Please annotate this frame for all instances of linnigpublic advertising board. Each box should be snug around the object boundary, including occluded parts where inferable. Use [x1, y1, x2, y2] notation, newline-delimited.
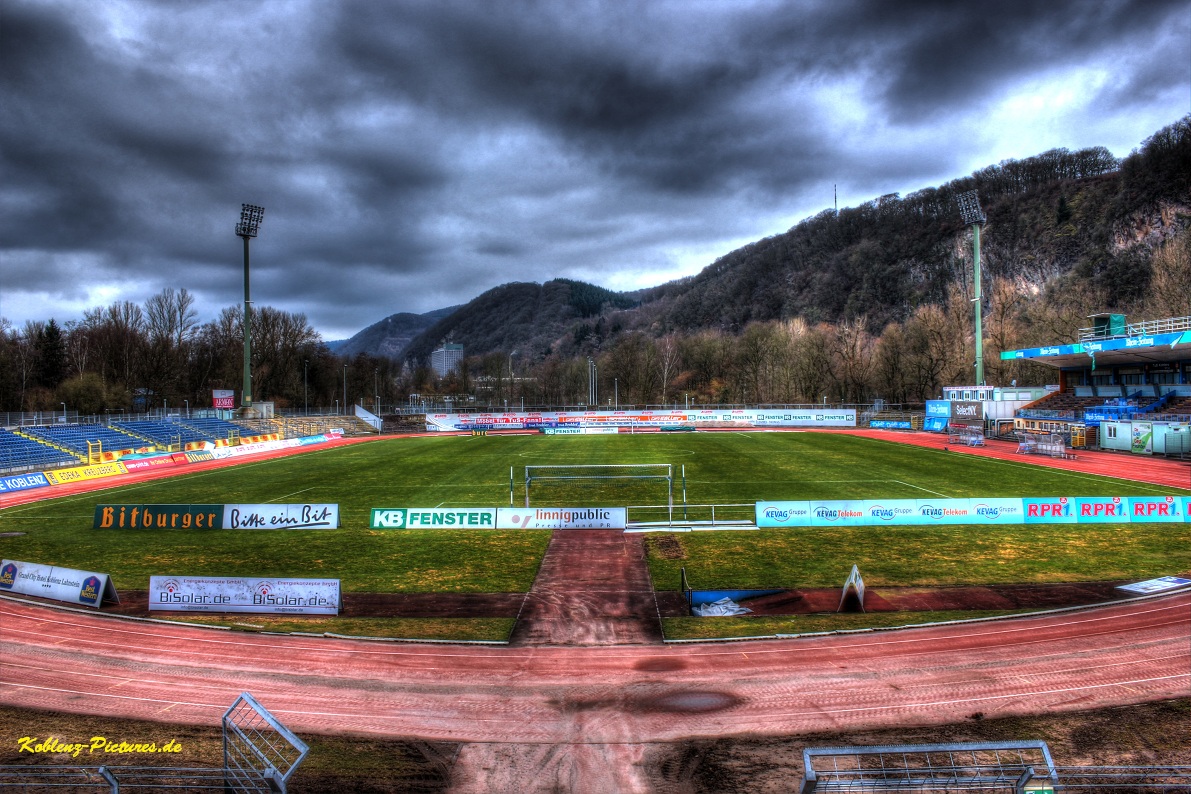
[0, 559, 118, 607]
[94, 504, 339, 530]
[497, 507, 626, 529]
[148, 576, 339, 614]
[757, 497, 1188, 527]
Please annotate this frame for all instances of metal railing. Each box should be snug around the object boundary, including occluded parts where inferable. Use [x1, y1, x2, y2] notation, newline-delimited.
[627, 502, 756, 528]
[1080, 314, 1191, 342]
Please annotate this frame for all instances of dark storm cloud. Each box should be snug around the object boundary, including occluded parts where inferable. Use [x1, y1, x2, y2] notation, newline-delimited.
[1, 0, 1187, 338]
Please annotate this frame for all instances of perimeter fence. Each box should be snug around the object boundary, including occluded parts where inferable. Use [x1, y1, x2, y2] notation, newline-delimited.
[800, 742, 1191, 793]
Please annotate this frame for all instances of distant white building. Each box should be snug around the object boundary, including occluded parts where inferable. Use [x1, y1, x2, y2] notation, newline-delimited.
[431, 343, 464, 377]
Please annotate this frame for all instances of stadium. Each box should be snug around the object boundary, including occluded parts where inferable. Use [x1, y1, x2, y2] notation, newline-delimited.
[2, 384, 1189, 791]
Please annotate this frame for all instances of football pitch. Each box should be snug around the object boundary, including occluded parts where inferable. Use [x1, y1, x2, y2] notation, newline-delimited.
[2, 432, 1188, 639]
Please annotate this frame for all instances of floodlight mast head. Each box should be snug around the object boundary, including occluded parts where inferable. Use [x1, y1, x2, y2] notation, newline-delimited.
[956, 190, 986, 226]
[236, 204, 265, 238]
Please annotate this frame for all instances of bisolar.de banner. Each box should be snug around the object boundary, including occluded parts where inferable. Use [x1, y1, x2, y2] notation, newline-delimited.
[0, 559, 118, 607]
[149, 576, 339, 614]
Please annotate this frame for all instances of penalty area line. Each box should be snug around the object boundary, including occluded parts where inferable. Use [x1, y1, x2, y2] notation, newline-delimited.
[892, 480, 949, 497]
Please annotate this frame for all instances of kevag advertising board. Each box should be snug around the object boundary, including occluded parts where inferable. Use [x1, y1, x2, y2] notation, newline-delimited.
[758, 497, 1188, 527]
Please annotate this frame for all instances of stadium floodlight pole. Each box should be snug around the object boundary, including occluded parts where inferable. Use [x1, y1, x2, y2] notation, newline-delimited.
[956, 190, 986, 386]
[234, 204, 265, 409]
[303, 359, 308, 416]
[343, 363, 347, 415]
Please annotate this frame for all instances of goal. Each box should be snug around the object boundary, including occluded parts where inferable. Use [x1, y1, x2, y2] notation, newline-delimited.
[522, 464, 673, 511]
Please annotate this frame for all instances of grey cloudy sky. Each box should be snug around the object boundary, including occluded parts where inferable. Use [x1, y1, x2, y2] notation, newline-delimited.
[2, 0, 1188, 340]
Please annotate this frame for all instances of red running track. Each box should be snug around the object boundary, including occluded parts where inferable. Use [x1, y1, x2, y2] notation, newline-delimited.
[2, 593, 1189, 790]
[839, 428, 1191, 490]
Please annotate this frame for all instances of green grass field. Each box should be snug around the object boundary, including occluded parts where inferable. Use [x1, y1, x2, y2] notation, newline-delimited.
[2, 432, 1188, 640]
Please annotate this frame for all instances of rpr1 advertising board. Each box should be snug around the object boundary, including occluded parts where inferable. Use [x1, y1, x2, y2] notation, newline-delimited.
[757, 497, 1188, 527]
[148, 576, 339, 614]
[0, 559, 118, 607]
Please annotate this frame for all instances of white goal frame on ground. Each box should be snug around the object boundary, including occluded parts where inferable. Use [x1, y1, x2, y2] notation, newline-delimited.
[523, 463, 673, 514]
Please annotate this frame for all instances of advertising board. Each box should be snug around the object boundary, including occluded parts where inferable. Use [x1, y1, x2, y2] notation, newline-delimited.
[1127, 496, 1183, 522]
[1131, 422, 1153, 455]
[427, 408, 856, 431]
[1072, 496, 1129, 523]
[44, 462, 127, 486]
[212, 389, 235, 409]
[1116, 576, 1191, 594]
[925, 401, 951, 417]
[497, 507, 627, 529]
[223, 504, 339, 529]
[94, 504, 339, 530]
[949, 401, 984, 426]
[759, 496, 1186, 528]
[755, 501, 812, 527]
[1023, 497, 1077, 523]
[370, 508, 497, 529]
[149, 576, 339, 614]
[0, 559, 118, 607]
[0, 472, 51, 494]
[966, 499, 1025, 524]
[121, 456, 177, 472]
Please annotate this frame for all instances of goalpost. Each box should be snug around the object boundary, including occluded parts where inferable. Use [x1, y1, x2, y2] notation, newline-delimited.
[523, 463, 674, 516]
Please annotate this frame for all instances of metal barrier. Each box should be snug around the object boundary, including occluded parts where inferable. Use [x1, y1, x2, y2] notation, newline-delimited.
[800, 742, 1191, 793]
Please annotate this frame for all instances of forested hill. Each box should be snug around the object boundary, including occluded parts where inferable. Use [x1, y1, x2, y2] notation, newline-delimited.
[637, 116, 1189, 334]
[402, 279, 637, 363]
[335, 306, 458, 358]
[394, 115, 1188, 364]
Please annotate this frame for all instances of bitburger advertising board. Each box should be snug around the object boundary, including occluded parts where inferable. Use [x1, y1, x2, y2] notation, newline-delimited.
[94, 503, 339, 530]
[1, 559, 119, 608]
[149, 576, 340, 614]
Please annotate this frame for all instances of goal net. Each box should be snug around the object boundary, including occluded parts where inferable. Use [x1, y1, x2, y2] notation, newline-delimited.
[524, 464, 673, 510]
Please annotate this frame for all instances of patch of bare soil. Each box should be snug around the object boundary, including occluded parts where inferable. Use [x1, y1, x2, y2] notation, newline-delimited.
[6, 700, 1187, 793]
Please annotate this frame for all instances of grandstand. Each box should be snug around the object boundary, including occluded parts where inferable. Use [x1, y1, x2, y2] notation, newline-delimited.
[22, 423, 147, 458]
[1002, 312, 1191, 454]
[0, 429, 81, 473]
[113, 419, 214, 448]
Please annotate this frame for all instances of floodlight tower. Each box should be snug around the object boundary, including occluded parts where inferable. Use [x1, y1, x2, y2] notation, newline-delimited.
[235, 204, 265, 409]
[957, 190, 986, 386]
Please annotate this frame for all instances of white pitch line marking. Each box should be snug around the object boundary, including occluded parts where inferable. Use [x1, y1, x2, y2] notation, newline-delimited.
[892, 480, 949, 496]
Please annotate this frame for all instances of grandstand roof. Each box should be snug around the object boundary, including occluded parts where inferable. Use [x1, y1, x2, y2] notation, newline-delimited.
[1001, 329, 1191, 369]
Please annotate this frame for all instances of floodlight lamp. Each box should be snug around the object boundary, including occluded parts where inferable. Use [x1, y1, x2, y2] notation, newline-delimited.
[235, 203, 265, 238]
[956, 190, 985, 226]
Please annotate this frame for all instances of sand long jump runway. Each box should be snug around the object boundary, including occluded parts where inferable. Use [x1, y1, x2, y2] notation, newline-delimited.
[2, 592, 1188, 790]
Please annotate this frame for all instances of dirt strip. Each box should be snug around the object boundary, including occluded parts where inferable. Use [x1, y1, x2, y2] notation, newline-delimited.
[509, 530, 664, 646]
